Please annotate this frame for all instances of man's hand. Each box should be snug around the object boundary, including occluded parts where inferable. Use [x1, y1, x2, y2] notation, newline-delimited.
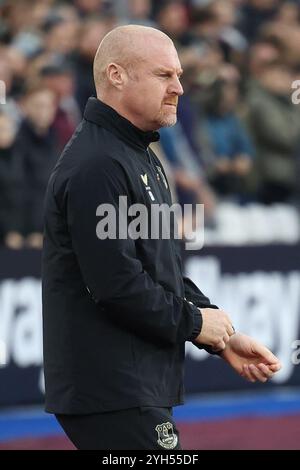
[194, 308, 235, 351]
[220, 332, 281, 382]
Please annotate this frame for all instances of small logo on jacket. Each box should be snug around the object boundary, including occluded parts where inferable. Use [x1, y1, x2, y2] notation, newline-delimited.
[141, 173, 148, 186]
[156, 166, 168, 189]
[155, 422, 178, 449]
[141, 173, 156, 201]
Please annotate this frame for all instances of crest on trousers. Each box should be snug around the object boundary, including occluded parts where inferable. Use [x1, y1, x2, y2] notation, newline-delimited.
[155, 422, 178, 449]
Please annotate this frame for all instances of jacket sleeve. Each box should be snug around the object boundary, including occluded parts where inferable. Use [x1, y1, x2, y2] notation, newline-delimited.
[183, 276, 222, 355]
[63, 156, 202, 346]
[183, 276, 218, 309]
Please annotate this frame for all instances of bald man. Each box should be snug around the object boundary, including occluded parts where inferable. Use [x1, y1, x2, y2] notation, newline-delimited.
[42, 25, 281, 450]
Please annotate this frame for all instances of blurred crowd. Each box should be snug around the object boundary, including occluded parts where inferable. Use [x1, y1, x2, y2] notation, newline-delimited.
[1, 0, 300, 249]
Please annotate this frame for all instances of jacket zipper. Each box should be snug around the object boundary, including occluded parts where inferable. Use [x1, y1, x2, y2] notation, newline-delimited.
[146, 148, 159, 182]
[146, 149, 183, 292]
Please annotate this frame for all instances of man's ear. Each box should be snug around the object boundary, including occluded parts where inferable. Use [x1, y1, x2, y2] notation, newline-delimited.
[106, 63, 126, 90]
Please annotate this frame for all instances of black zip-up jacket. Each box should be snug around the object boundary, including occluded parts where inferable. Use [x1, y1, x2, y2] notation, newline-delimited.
[42, 97, 218, 414]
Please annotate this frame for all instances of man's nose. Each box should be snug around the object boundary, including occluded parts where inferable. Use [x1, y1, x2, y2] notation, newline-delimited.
[168, 76, 184, 96]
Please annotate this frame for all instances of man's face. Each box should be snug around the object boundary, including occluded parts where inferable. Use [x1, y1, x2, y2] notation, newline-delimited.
[121, 40, 184, 131]
[23, 90, 57, 131]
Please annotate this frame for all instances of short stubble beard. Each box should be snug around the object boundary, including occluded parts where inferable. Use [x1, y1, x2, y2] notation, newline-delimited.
[157, 111, 177, 128]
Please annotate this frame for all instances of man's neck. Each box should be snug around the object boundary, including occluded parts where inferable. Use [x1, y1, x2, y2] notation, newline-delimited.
[96, 94, 153, 132]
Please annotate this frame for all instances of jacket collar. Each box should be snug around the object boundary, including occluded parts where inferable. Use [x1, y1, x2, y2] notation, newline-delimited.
[83, 97, 160, 150]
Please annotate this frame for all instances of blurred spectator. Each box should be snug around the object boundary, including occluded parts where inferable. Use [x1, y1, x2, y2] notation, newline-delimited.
[245, 62, 300, 204]
[74, 0, 108, 18]
[128, 0, 154, 23]
[211, 0, 248, 53]
[191, 0, 248, 62]
[42, 12, 79, 56]
[247, 38, 282, 80]
[156, 1, 192, 46]
[275, 1, 300, 26]
[261, 20, 300, 68]
[72, 16, 115, 113]
[16, 85, 59, 247]
[202, 66, 254, 201]
[238, 0, 280, 42]
[159, 123, 216, 215]
[0, 112, 24, 249]
[54, 3, 81, 24]
[192, 6, 220, 43]
[40, 58, 81, 150]
[0, 48, 22, 124]
[120, 0, 157, 27]
[7, 0, 55, 59]
[0, 0, 40, 39]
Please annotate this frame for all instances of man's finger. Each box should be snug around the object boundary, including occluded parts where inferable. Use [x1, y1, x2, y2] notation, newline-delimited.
[223, 333, 230, 344]
[242, 364, 256, 382]
[268, 362, 282, 372]
[257, 363, 274, 379]
[254, 344, 279, 365]
[226, 323, 235, 336]
[248, 364, 268, 382]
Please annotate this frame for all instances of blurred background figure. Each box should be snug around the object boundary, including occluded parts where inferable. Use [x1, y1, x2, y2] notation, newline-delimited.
[39, 57, 81, 150]
[245, 61, 300, 204]
[16, 84, 58, 248]
[201, 65, 254, 202]
[118, 0, 157, 27]
[72, 16, 116, 113]
[74, 0, 108, 18]
[0, 111, 24, 249]
[156, 0, 192, 47]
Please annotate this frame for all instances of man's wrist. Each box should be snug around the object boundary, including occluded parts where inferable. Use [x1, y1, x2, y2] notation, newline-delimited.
[184, 299, 203, 341]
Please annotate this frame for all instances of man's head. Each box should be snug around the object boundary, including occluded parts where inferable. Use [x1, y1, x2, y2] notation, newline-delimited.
[93, 25, 184, 131]
[21, 85, 57, 133]
[40, 60, 74, 100]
